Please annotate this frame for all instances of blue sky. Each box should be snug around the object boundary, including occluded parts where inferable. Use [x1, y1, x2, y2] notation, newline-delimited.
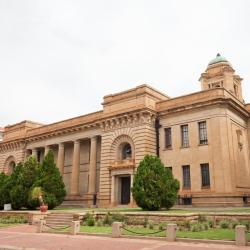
[1, 0, 250, 126]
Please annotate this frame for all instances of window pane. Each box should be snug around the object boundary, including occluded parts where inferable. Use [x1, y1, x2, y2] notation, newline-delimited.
[201, 163, 210, 187]
[182, 165, 191, 189]
[165, 128, 172, 148]
[199, 121, 208, 145]
[181, 125, 189, 147]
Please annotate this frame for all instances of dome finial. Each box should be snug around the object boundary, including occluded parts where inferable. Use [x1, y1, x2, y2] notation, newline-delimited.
[217, 53, 221, 57]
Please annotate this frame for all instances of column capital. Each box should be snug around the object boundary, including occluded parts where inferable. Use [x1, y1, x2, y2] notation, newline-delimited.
[58, 142, 65, 147]
[74, 139, 81, 144]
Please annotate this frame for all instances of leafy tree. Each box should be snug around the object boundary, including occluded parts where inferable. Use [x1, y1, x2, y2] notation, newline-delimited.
[0, 172, 11, 209]
[32, 150, 66, 209]
[9, 158, 39, 210]
[132, 155, 179, 211]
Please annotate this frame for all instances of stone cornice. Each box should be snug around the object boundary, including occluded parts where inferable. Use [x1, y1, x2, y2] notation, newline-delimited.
[159, 97, 249, 119]
[157, 88, 249, 118]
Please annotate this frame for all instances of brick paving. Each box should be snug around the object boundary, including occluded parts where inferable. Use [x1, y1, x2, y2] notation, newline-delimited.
[0, 225, 249, 250]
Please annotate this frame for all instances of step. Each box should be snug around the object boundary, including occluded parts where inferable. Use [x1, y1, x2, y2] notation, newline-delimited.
[45, 221, 71, 226]
[46, 214, 73, 218]
[45, 218, 72, 222]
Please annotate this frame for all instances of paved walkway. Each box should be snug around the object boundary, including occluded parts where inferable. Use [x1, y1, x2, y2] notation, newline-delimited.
[0, 225, 249, 250]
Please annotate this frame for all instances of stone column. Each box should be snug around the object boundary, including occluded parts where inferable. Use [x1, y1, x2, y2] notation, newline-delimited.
[57, 143, 65, 175]
[44, 145, 50, 156]
[70, 140, 80, 196]
[111, 175, 115, 205]
[88, 136, 98, 194]
[32, 148, 38, 159]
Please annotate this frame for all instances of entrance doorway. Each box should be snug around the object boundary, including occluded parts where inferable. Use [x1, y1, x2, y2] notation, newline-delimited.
[120, 176, 131, 205]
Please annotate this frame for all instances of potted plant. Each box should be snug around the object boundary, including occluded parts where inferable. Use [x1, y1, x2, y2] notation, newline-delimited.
[31, 187, 48, 212]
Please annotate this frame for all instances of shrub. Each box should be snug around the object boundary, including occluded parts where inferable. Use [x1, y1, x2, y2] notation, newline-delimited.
[198, 214, 206, 223]
[219, 220, 231, 229]
[239, 220, 250, 230]
[0, 215, 27, 224]
[143, 217, 148, 228]
[158, 222, 166, 230]
[191, 223, 199, 232]
[148, 220, 154, 230]
[96, 220, 103, 227]
[86, 213, 95, 226]
[207, 219, 215, 228]
[230, 221, 239, 229]
[183, 220, 191, 231]
[132, 155, 179, 211]
[103, 213, 113, 226]
[111, 213, 126, 222]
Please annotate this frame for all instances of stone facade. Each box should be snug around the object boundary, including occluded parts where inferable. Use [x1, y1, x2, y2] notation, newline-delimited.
[1, 54, 250, 207]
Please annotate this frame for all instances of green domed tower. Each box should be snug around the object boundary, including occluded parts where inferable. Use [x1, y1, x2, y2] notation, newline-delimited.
[199, 53, 243, 102]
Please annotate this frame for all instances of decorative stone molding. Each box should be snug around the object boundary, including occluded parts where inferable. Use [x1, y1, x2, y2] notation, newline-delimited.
[109, 159, 135, 170]
[101, 110, 156, 132]
[0, 140, 25, 153]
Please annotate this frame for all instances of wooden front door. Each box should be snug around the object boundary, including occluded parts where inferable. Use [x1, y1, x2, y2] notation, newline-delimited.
[121, 176, 131, 204]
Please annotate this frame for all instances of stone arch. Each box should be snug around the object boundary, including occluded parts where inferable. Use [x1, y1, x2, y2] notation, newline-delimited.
[110, 134, 135, 161]
[4, 156, 16, 175]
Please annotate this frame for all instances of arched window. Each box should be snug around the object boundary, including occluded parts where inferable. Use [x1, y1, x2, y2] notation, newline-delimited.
[8, 161, 16, 174]
[122, 143, 132, 160]
[4, 156, 16, 175]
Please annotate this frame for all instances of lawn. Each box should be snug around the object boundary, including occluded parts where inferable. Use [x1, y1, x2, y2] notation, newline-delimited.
[52, 207, 250, 214]
[78, 226, 250, 241]
[0, 223, 17, 228]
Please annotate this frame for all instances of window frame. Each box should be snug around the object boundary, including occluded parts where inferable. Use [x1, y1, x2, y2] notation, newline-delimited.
[198, 121, 208, 145]
[164, 127, 172, 149]
[181, 124, 189, 148]
[200, 163, 210, 188]
[182, 165, 191, 189]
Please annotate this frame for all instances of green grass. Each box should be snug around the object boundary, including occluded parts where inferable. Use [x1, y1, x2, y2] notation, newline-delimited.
[78, 226, 250, 241]
[0, 223, 17, 228]
[80, 226, 112, 234]
[51, 207, 250, 214]
[46, 225, 250, 241]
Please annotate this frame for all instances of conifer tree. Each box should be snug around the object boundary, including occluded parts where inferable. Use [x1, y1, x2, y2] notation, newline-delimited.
[35, 150, 66, 209]
[132, 155, 179, 211]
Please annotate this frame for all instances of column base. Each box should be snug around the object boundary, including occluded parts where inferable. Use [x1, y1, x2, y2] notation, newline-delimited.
[83, 193, 97, 207]
[65, 194, 82, 200]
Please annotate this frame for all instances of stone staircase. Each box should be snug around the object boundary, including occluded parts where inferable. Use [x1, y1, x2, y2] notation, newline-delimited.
[59, 200, 87, 208]
[44, 212, 74, 229]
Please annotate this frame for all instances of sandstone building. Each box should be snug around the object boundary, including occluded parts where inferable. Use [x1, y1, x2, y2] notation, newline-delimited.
[1, 54, 250, 207]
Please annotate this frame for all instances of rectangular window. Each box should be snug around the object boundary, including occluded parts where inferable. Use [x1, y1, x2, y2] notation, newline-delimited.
[165, 128, 172, 149]
[198, 121, 208, 145]
[182, 165, 191, 189]
[200, 163, 210, 188]
[181, 124, 189, 147]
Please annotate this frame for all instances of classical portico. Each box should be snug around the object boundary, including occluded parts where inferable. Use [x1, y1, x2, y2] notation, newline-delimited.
[25, 133, 101, 206]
